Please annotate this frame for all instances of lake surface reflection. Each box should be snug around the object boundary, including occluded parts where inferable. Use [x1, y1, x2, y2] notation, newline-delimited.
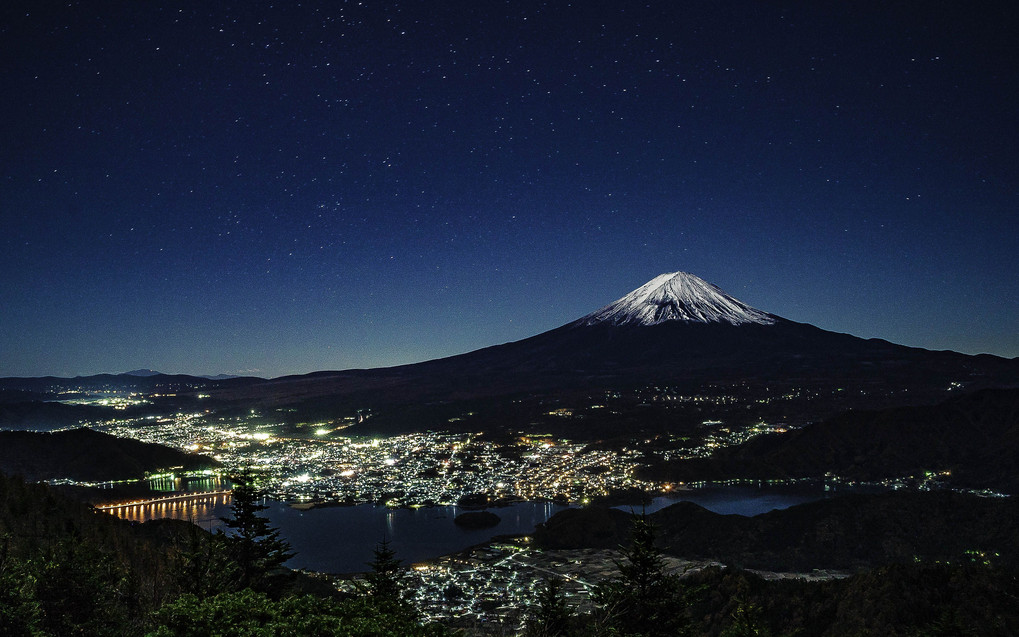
[111, 492, 232, 528]
[632, 483, 838, 516]
[115, 484, 847, 573]
[266, 501, 569, 573]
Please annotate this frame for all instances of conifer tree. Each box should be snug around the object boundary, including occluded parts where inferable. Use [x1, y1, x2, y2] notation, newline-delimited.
[365, 537, 403, 602]
[592, 513, 690, 637]
[220, 469, 294, 593]
[525, 575, 573, 637]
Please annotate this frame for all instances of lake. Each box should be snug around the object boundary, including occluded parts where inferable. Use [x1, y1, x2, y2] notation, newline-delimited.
[119, 483, 844, 573]
[637, 483, 837, 516]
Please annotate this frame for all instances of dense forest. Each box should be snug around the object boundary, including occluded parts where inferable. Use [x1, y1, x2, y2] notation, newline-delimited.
[526, 510, 1019, 636]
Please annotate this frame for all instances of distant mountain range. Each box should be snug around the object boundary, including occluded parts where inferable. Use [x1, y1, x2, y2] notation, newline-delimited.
[124, 369, 242, 380]
[2, 272, 1017, 435]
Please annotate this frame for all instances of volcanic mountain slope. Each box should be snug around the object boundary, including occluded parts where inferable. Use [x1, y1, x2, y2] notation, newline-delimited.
[193, 272, 1018, 433]
[577, 271, 776, 326]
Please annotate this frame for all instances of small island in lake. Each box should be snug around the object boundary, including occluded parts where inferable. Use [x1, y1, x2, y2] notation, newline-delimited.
[454, 511, 501, 529]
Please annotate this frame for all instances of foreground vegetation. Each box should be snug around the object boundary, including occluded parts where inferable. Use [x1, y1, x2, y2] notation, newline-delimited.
[535, 490, 1019, 571]
[0, 469, 448, 636]
[2, 468, 1018, 635]
[524, 515, 1019, 637]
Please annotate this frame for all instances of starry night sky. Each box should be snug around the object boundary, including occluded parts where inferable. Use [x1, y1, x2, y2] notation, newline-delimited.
[2, 1, 1017, 378]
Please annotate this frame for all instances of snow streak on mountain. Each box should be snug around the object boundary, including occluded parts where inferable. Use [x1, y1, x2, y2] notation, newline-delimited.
[577, 272, 777, 327]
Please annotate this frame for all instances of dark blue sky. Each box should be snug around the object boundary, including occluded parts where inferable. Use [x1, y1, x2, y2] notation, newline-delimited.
[2, 1, 1016, 378]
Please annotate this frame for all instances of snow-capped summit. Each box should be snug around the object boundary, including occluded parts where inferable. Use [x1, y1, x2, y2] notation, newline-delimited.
[577, 272, 776, 327]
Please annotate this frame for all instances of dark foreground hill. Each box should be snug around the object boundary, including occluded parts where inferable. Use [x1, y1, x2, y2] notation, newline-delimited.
[0, 427, 219, 482]
[686, 563, 1019, 637]
[0, 470, 197, 633]
[648, 387, 1019, 494]
[534, 490, 1019, 571]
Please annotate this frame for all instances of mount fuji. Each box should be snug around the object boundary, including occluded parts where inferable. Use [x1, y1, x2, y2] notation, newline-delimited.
[578, 271, 776, 327]
[201, 272, 1018, 434]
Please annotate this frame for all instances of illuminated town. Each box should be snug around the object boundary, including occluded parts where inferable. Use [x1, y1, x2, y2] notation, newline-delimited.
[49, 379, 965, 506]
[97, 410, 657, 506]
[29, 381, 988, 634]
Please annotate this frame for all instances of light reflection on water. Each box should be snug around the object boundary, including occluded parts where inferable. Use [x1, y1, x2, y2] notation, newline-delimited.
[109, 493, 232, 531]
[635, 485, 827, 516]
[108, 497, 569, 573]
[106, 486, 842, 573]
[97, 476, 229, 493]
[266, 500, 570, 573]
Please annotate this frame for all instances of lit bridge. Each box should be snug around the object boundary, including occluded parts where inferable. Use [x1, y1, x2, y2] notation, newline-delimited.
[96, 489, 232, 511]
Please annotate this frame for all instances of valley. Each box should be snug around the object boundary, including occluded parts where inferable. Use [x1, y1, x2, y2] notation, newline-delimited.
[2, 272, 1017, 635]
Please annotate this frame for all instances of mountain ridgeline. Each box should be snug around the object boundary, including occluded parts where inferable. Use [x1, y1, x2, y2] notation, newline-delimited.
[189, 272, 1019, 434]
[1, 272, 1018, 636]
[2, 272, 1017, 437]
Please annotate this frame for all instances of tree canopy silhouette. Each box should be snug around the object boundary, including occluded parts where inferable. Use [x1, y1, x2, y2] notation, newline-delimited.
[220, 469, 294, 594]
